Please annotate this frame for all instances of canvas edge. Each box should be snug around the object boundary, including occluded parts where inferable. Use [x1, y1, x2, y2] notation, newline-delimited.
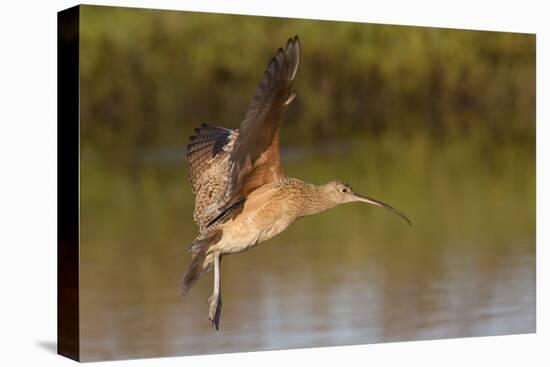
[57, 4, 81, 362]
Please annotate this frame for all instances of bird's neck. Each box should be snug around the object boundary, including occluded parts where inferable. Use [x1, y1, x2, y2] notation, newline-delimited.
[286, 178, 337, 218]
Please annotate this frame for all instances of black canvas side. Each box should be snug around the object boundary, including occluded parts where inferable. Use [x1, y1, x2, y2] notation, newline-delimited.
[57, 5, 80, 362]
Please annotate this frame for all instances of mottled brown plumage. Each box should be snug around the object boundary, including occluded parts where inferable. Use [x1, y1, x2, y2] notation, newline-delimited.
[182, 36, 411, 330]
[186, 124, 238, 231]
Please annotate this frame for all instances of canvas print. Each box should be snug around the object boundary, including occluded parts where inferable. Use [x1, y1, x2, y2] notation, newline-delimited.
[58, 4, 536, 362]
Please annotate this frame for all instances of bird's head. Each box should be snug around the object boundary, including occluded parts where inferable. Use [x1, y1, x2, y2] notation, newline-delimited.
[321, 180, 411, 226]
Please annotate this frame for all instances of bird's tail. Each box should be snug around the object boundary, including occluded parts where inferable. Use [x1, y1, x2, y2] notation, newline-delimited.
[182, 251, 207, 297]
[182, 232, 220, 296]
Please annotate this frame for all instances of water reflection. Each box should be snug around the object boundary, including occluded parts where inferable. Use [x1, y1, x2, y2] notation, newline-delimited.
[80, 238, 534, 361]
[80, 138, 535, 361]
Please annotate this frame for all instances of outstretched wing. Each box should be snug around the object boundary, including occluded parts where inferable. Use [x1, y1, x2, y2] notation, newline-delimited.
[186, 36, 301, 233]
[186, 123, 238, 232]
[228, 35, 301, 202]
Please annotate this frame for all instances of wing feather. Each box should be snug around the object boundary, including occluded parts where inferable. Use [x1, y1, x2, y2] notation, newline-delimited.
[228, 35, 301, 201]
[186, 123, 238, 231]
[186, 36, 301, 233]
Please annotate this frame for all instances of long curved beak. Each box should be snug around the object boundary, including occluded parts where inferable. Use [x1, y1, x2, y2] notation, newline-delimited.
[352, 193, 412, 226]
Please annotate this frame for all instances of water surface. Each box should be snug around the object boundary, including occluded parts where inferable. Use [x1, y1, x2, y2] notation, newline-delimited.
[80, 139, 535, 361]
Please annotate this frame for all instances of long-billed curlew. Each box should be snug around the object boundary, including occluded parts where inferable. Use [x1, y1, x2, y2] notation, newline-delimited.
[182, 35, 411, 330]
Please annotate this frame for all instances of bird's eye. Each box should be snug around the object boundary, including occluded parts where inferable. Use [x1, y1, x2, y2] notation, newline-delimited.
[341, 188, 348, 193]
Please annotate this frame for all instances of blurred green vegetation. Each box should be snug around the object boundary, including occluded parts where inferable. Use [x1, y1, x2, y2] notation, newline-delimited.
[78, 4, 535, 246]
[79, 4, 535, 250]
[79, 5, 535, 169]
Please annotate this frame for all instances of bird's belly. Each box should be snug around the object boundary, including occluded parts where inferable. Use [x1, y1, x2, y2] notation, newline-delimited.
[217, 211, 293, 254]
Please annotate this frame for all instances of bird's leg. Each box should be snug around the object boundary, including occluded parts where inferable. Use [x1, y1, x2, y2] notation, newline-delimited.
[208, 253, 222, 330]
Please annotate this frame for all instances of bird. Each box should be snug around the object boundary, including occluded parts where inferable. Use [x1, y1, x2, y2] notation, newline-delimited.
[182, 35, 411, 330]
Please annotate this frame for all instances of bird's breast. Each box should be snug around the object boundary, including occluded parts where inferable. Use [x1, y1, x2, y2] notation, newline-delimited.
[216, 195, 295, 254]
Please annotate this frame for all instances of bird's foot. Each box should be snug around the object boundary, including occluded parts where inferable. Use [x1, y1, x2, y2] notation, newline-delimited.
[208, 294, 222, 331]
